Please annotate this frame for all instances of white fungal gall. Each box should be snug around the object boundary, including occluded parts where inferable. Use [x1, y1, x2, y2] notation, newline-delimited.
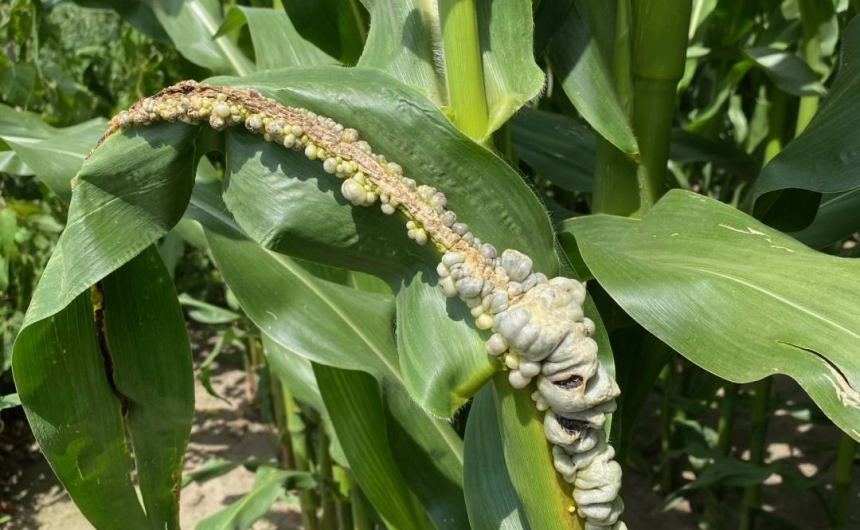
[341, 128, 358, 142]
[519, 360, 541, 378]
[541, 335, 600, 378]
[213, 101, 231, 118]
[501, 249, 533, 282]
[246, 114, 263, 133]
[455, 277, 483, 299]
[532, 391, 550, 411]
[485, 333, 508, 355]
[582, 317, 596, 337]
[209, 115, 226, 130]
[449, 263, 472, 281]
[476, 313, 494, 330]
[544, 410, 591, 446]
[578, 497, 624, 526]
[438, 276, 458, 297]
[452, 222, 469, 236]
[538, 364, 620, 414]
[104, 83, 627, 530]
[509, 370, 531, 389]
[585, 521, 627, 530]
[481, 243, 497, 260]
[340, 178, 366, 206]
[573, 459, 622, 506]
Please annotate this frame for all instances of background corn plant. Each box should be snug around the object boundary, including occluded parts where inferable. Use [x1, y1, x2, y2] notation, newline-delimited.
[1, 0, 859, 529]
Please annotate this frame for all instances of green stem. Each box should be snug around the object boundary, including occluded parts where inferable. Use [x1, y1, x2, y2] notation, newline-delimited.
[592, 0, 639, 216]
[291, 402, 320, 530]
[660, 361, 676, 493]
[795, 0, 825, 136]
[739, 378, 773, 530]
[834, 432, 857, 530]
[716, 384, 739, 456]
[333, 466, 354, 529]
[438, 0, 490, 142]
[702, 383, 739, 530]
[630, 0, 694, 213]
[319, 429, 338, 530]
[764, 89, 787, 164]
[272, 374, 296, 468]
[795, 96, 818, 137]
[349, 472, 375, 530]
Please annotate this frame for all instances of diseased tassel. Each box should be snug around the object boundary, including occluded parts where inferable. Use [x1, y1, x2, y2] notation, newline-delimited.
[100, 81, 626, 527]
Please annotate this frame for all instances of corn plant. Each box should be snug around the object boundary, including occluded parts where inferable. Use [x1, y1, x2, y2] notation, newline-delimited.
[3, 1, 860, 529]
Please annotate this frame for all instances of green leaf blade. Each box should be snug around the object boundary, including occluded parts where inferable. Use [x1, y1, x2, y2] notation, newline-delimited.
[464, 385, 529, 530]
[101, 247, 195, 529]
[12, 291, 149, 530]
[563, 190, 860, 442]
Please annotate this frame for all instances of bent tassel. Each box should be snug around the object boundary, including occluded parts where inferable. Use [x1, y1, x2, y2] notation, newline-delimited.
[92, 81, 626, 529]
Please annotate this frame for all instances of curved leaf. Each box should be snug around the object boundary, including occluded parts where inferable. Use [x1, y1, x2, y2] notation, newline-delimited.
[12, 246, 192, 530]
[545, 0, 639, 154]
[745, 47, 827, 97]
[216, 7, 338, 70]
[281, 0, 367, 65]
[396, 266, 496, 414]
[747, 18, 860, 227]
[359, 0, 545, 139]
[789, 188, 860, 249]
[142, 0, 253, 75]
[202, 214, 399, 382]
[196, 466, 315, 530]
[13, 291, 150, 530]
[464, 385, 529, 530]
[187, 184, 467, 526]
[22, 123, 198, 320]
[475, 0, 546, 137]
[494, 375, 584, 530]
[100, 247, 194, 527]
[358, 0, 445, 105]
[511, 107, 596, 192]
[314, 364, 437, 530]
[3, 119, 107, 204]
[562, 190, 860, 442]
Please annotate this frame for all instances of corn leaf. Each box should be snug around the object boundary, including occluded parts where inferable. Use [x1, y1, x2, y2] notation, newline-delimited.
[358, 0, 544, 140]
[747, 18, 860, 230]
[464, 385, 529, 530]
[562, 190, 860, 442]
[195, 466, 316, 530]
[215, 7, 338, 70]
[13, 246, 193, 529]
[543, 0, 639, 154]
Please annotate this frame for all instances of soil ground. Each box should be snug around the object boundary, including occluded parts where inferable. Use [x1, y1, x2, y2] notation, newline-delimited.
[1, 332, 857, 529]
